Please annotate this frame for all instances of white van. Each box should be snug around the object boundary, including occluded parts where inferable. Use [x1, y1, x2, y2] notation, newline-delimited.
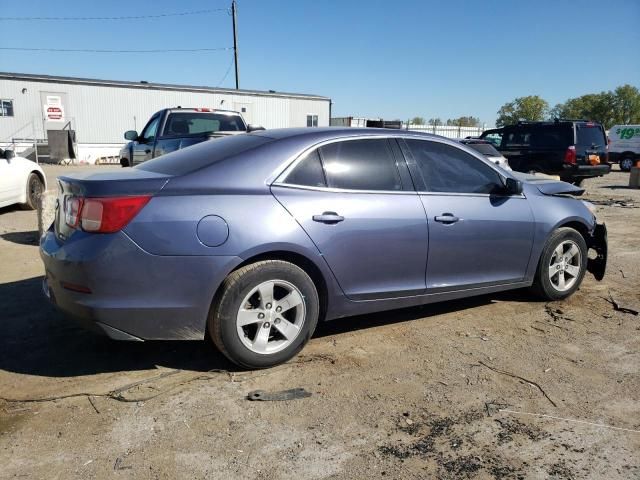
[608, 125, 640, 171]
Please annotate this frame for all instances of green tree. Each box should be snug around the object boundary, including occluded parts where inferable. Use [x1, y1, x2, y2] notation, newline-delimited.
[549, 85, 640, 128]
[496, 95, 549, 127]
[446, 116, 480, 127]
[428, 117, 442, 126]
[411, 116, 426, 125]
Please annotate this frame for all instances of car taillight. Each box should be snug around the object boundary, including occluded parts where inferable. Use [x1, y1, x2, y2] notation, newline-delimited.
[80, 196, 151, 233]
[64, 197, 84, 228]
[564, 146, 576, 165]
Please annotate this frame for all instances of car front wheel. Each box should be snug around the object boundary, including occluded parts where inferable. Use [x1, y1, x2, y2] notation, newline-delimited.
[209, 260, 319, 369]
[21, 173, 44, 210]
[531, 227, 588, 300]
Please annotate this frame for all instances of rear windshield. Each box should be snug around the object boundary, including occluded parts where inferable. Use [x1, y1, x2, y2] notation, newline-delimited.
[576, 124, 606, 147]
[136, 134, 272, 175]
[463, 142, 501, 156]
[162, 112, 246, 136]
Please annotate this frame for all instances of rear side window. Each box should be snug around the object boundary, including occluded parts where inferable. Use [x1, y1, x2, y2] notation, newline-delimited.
[136, 134, 272, 175]
[503, 131, 531, 148]
[576, 124, 606, 148]
[530, 126, 573, 149]
[405, 139, 502, 194]
[319, 139, 402, 191]
[163, 112, 246, 136]
[284, 150, 326, 187]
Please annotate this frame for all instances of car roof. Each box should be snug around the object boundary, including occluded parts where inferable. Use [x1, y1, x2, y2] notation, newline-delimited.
[251, 126, 444, 142]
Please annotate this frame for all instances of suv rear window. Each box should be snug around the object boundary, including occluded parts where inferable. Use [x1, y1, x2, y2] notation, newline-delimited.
[163, 112, 246, 136]
[503, 125, 573, 149]
[136, 134, 272, 175]
[576, 124, 606, 147]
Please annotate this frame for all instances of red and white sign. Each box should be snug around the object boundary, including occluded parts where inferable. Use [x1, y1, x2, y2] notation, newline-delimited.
[46, 106, 64, 121]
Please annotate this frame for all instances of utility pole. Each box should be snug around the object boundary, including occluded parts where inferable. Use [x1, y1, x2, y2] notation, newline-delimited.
[231, 0, 239, 89]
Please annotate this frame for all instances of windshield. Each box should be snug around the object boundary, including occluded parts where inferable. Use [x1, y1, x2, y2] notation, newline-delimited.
[137, 134, 272, 175]
[162, 112, 246, 136]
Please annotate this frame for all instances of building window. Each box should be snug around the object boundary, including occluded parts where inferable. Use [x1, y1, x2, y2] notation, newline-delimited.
[0, 99, 14, 117]
[306, 114, 318, 127]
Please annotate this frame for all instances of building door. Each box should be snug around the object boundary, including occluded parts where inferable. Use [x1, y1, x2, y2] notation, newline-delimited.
[40, 92, 69, 135]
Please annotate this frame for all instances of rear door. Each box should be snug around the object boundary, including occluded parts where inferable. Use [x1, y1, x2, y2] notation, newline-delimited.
[272, 137, 429, 300]
[401, 138, 534, 290]
[575, 123, 607, 166]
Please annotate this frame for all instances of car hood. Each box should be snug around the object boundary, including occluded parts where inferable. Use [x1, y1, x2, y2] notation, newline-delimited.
[512, 172, 584, 196]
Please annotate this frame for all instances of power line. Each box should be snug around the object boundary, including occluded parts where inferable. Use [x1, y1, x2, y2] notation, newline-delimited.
[216, 55, 236, 87]
[0, 47, 232, 54]
[2, 8, 229, 21]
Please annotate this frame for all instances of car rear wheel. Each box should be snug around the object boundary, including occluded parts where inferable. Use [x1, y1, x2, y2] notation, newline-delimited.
[21, 173, 44, 210]
[209, 260, 319, 369]
[620, 156, 635, 172]
[531, 227, 587, 300]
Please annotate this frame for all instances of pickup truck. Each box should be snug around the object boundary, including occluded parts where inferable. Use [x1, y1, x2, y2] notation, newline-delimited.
[119, 107, 263, 166]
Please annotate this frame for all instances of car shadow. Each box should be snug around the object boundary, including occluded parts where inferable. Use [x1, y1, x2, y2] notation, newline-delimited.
[0, 276, 539, 378]
[0, 205, 23, 215]
[1, 230, 39, 246]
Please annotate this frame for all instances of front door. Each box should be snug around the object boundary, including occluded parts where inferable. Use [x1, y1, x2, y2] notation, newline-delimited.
[272, 137, 429, 300]
[131, 113, 161, 165]
[402, 138, 534, 291]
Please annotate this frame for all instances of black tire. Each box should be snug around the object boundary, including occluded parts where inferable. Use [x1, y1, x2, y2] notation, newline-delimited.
[531, 227, 588, 301]
[620, 156, 635, 172]
[120, 158, 130, 167]
[209, 260, 319, 369]
[21, 173, 44, 210]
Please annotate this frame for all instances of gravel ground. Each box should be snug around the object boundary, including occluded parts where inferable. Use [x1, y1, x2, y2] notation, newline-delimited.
[0, 164, 638, 479]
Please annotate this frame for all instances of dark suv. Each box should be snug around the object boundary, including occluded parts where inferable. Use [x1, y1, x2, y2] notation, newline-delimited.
[480, 120, 611, 184]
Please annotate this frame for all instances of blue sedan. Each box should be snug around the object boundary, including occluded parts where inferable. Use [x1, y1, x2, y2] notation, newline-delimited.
[40, 128, 607, 368]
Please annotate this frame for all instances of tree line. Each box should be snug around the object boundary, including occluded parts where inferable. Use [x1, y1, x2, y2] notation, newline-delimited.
[495, 85, 640, 128]
[409, 84, 639, 130]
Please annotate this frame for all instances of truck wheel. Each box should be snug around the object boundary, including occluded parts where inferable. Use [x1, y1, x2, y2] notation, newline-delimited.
[620, 156, 634, 172]
[120, 158, 130, 168]
[209, 260, 319, 369]
[531, 227, 587, 301]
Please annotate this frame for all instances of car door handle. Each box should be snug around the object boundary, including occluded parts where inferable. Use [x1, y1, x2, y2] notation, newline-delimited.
[434, 213, 460, 224]
[312, 212, 344, 224]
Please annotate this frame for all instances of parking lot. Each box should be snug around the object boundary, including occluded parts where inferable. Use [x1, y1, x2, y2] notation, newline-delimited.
[1, 164, 639, 479]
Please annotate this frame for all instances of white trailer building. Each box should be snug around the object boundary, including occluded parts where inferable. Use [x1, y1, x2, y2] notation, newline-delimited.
[0, 72, 331, 164]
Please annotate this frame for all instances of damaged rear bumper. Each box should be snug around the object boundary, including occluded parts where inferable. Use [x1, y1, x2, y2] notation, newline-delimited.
[587, 222, 607, 281]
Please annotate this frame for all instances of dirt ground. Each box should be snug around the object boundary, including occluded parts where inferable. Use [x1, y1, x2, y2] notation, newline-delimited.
[0, 164, 638, 480]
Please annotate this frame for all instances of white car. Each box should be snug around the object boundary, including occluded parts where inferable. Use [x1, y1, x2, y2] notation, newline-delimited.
[0, 149, 47, 209]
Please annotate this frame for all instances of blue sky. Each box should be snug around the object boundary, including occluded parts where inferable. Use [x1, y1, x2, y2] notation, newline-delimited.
[2, 0, 639, 126]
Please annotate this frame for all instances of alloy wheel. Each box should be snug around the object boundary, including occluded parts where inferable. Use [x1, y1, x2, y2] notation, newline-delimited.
[236, 279, 306, 354]
[548, 240, 581, 292]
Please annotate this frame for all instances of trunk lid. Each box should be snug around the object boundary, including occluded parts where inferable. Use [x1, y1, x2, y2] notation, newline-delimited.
[54, 169, 169, 242]
[575, 123, 608, 166]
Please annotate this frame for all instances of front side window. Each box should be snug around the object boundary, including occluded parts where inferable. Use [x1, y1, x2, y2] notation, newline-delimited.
[405, 139, 503, 194]
[0, 99, 14, 117]
[141, 115, 161, 142]
[319, 139, 402, 191]
[306, 115, 318, 127]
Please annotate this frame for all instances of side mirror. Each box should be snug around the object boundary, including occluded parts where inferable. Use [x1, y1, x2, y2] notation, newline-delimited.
[3, 149, 15, 160]
[124, 130, 139, 141]
[505, 177, 523, 195]
[246, 124, 265, 133]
